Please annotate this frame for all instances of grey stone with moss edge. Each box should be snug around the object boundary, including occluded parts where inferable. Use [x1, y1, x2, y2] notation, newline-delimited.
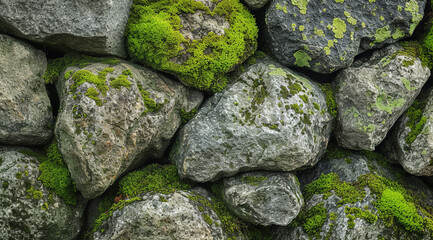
[223, 171, 303, 226]
[264, 0, 427, 73]
[170, 59, 333, 182]
[0, 0, 132, 57]
[242, 0, 271, 9]
[381, 87, 433, 176]
[334, 43, 430, 151]
[55, 62, 203, 199]
[0, 148, 86, 240]
[0, 34, 53, 145]
[93, 190, 243, 240]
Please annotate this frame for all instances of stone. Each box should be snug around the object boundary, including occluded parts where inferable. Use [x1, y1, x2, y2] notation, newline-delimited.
[0, 0, 132, 57]
[334, 43, 431, 151]
[93, 190, 243, 240]
[223, 171, 303, 226]
[381, 87, 433, 176]
[55, 61, 203, 199]
[273, 149, 433, 239]
[170, 59, 333, 182]
[0, 34, 53, 145]
[264, 0, 427, 73]
[0, 148, 86, 240]
[242, 0, 271, 10]
[125, 0, 258, 92]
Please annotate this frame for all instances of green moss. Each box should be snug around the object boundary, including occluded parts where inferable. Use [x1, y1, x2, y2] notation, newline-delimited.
[294, 50, 311, 68]
[15, 172, 22, 179]
[421, 24, 433, 69]
[44, 53, 119, 84]
[299, 94, 309, 103]
[345, 206, 378, 224]
[93, 197, 142, 232]
[320, 83, 337, 118]
[85, 87, 102, 106]
[41, 203, 48, 211]
[38, 140, 77, 205]
[405, 99, 428, 145]
[332, 18, 347, 39]
[26, 186, 43, 200]
[2, 181, 8, 190]
[347, 214, 356, 228]
[126, 0, 258, 92]
[137, 82, 164, 113]
[203, 214, 214, 225]
[290, 203, 327, 238]
[241, 176, 268, 186]
[109, 69, 133, 90]
[180, 108, 198, 124]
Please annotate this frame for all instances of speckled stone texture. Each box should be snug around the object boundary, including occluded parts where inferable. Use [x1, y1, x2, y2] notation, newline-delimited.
[0, 34, 53, 145]
[170, 59, 333, 182]
[334, 43, 430, 151]
[264, 0, 427, 73]
[55, 62, 203, 199]
[0, 0, 132, 57]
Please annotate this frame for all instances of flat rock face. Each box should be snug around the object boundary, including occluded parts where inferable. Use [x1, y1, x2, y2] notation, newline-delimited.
[264, 0, 427, 73]
[0, 0, 132, 57]
[170, 59, 333, 182]
[0, 148, 86, 240]
[0, 34, 53, 145]
[55, 62, 203, 199]
[273, 151, 433, 240]
[334, 43, 431, 151]
[223, 171, 303, 226]
[93, 191, 231, 240]
[381, 88, 433, 176]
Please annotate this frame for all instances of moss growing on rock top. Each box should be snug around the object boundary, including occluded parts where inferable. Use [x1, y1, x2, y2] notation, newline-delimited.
[125, 0, 258, 92]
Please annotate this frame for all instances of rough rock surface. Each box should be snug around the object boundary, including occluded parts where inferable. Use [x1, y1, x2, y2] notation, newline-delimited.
[223, 171, 303, 226]
[264, 0, 427, 73]
[242, 0, 271, 10]
[273, 150, 433, 240]
[0, 0, 132, 57]
[55, 62, 203, 199]
[0, 34, 53, 145]
[0, 148, 86, 240]
[381, 87, 433, 176]
[93, 190, 240, 240]
[334, 43, 431, 151]
[170, 59, 333, 182]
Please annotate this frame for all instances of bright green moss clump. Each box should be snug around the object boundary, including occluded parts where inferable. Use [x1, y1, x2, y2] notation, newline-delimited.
[126, 0, 258, 92]
[38, 140, 77, 205]
[405, 98, 427, 144]
[180, 107, 198, 124]
[421, 23, 433, 69]
[320, 83, 338, 118]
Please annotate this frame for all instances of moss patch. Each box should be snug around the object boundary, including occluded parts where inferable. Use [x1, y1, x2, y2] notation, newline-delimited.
[320, 83, 338, 118]
[126, 0, 258, 92]
[405, 98, 428, 145]
[180, 107, 198, 124]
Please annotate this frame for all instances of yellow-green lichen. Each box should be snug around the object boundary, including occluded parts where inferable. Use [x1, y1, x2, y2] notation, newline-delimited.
[294, 50, 311, 68]
[332, 18, 347, 39]
[375, 93, 405, 114]
[392, 29, 405, 40]
[373, 26, 391, 44]
[344, 11, 357, 25]
[404, 0, 423, 35]
[276, 3, 288, 13]
[291, 0, 309, 14]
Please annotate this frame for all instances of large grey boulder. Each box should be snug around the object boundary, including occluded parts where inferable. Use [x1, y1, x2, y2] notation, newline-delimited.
[334, 43, 431, 151]
[93, 190, 244, 240]
[170, 59, 333, 182]
[273, 150, 433, 239]
[0, 148, 86, 240]
[0, 34, 53, 145]
[0, 0, 132, 57]
[381, 87, 433, 176]
[223, 171, 303, 226]
[264, 0, 427, 73]
[242, 0, 271, 10]
[55, 62, 203, 199]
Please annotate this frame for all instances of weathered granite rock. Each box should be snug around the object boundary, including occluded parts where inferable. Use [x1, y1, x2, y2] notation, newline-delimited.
[273, 150, 433, 239]
[0, 148, 86, 240]
[335, 43, 431, 151]
[0, 0, 132, 57]
[170, 59, 333, 182]
[264, 0, 427, 73]
[381, 87, 433, 176]
[55, 62, 203, 199]
[223, 171, 303, 226]
[93, 190, 243, 240]
[242, 0, 271, 10]
[0, 34, 53, 145]
[125, 0, 258, 92]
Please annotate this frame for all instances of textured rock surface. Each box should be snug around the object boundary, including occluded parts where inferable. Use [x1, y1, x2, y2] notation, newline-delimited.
[264, 0, 427, 73]
[273, 150, 433, 240]
[0, 0, 132, 57]
[0, 34, 53, 145]
[334, 43, 431, 151]
[93, 190, 237, 240]
[381, 87, 433, 176]
[170, 59, 333, 182]
[223, 171, 303, 226]
[0, 148, 86, 240]
[242, 0, 271, 10]
[55, 62, 203, 199]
